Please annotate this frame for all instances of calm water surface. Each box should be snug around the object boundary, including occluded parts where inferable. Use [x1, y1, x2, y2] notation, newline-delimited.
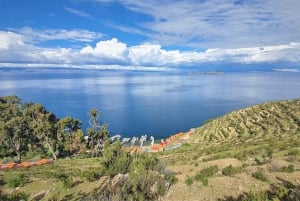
[0, 69, 299, 138]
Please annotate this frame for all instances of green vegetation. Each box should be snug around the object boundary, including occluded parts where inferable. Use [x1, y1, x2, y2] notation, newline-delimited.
[222, 178, 300, 201]
[222, 165, 243, 176]
[0, 95, 176, 200]
[279, 164, 294, 173]
[157, 99, 300, 200]
[1, 96, 299, 200]
[252, 171, 268, 182]
[191, 99, 300, 144]
[4, 173, 28, 187]
[0, 191, 29, 201]
[185, 165, 219, 186]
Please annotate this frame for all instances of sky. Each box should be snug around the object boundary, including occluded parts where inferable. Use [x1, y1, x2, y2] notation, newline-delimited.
[0, 0, 300, 71]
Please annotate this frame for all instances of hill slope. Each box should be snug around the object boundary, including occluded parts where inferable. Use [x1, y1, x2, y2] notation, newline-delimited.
[191, 99, 300, 144]
[160, 99, 300, 201]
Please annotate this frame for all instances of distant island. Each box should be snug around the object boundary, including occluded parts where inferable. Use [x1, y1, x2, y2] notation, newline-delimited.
[188, 71, 224, 75]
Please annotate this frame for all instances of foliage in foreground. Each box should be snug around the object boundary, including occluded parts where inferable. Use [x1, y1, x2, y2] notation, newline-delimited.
[222, 165, 243, 176]
[87, 141, 177, 201]
[222, 178, 300, 201]
[185, 165, 218, 186]
[4, 173, 28, 188]
[0, 191, 28, 201]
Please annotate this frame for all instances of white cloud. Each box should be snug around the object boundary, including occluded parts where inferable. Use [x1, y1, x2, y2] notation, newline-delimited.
[80, 38, 128, 61]
[0, 31, 25, 49]
[273, 68, 300, 73]
[64, 7, 91, 18]
[11, 27, 103, 43]
[112, 0, 300, 49]
[0, 29, 300, 69]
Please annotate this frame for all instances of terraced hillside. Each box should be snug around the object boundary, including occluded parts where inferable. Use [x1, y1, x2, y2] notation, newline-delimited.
[191, 99, 300, 144]
[159, 99, 300, 201]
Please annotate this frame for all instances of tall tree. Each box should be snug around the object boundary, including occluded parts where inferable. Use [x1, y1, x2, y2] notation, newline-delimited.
[57, 116, 82, 157]
[87, 109, 110, 157]
[0, 95, 21, 121]
[0, 95, 31, 162]
[0, 116, 30, 162]
[24, 103, 58, 161]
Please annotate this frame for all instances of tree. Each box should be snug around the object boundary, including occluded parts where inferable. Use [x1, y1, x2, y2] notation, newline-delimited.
[87, 109, 110, 157]
[23, 103, 59, 161]
[0, 95, 21, 121]
[0, 95, 31, 162]
[57, 116, 83, 157]
[1, 116, 30, 162]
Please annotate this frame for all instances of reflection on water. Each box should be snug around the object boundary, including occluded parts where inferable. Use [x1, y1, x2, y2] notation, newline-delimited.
[0, 70, 300, 138]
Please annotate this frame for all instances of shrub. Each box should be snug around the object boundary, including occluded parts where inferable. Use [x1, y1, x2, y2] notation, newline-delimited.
[5, 173, 27, 188]
[280, 165, 294, 173]
[252, 171, 268, 182]
[222, 165, 243, 176]
[193, 165, 218, 186]
[185, 176, 193, 186]
[0, 191, 29, 201]
[80, 171, 99, 182]
[287, 149, 300, 156]
[242, 191, 269, 201]
[62, 177, 73, 189]
[199, 177, 208, 186]
[196, 165, 219, 178]
[101, 141, 132, 176]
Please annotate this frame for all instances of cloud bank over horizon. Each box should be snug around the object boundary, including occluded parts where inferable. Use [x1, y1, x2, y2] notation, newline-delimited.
[0, 0, 300, 70]
[0, 29, 300, 70]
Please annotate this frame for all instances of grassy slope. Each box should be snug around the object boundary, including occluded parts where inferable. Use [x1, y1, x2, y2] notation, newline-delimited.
[0, 158, 108, 200]
[0, 99, 299, 200]
[159, 99, 300, 201]
[192, 99, 300, 143]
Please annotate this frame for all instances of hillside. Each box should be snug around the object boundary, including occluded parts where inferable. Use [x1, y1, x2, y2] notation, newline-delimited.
[0, 99, 299, 200]
[192, 99, 300, 144]
[159, 99, 300, 201]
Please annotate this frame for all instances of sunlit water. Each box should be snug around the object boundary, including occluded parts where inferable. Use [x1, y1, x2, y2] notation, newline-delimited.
[0, 69, 299, 139]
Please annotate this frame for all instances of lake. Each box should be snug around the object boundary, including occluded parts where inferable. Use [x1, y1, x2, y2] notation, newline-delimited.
[0, 68, 300, 139]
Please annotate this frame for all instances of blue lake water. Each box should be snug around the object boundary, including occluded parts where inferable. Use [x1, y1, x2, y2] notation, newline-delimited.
[0, 69, 300, 139]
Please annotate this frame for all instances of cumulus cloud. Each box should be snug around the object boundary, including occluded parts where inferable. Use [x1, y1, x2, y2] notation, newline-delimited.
[0, 31, 25, 49]
[0, 29, 300, 69]
[80, 38, 128, 62]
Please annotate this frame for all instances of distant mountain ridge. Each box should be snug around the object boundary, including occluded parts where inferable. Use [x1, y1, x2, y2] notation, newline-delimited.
[191, 99, 300, 144]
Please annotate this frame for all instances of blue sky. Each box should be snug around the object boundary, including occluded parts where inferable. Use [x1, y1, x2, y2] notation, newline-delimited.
[0, 0, 300, 71]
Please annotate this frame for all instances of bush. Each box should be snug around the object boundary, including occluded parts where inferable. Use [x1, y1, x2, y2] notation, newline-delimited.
[0, 191, 29, 201]
[192, 165, 218, 186]
[185, 176, 193, 186]
[242, 191, 269, 201]
[287, 149, 300, 156]
[101, 141, 132, 176]
[280, 164, 294, 173]
[199, 177, 208, 186]
[252, 172, 268, 182]
[62, 177, 73, 189]
[222, 165, 243, 176]
[195, 165, 219, 179]
[80, 170, 99, 182]
[5, 173, 27, 188]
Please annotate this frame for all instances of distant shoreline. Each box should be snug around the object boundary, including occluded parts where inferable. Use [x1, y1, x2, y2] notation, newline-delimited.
[188, 71, 224, 75]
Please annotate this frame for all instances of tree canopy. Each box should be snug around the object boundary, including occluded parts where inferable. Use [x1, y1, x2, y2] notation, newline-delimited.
[0, 95, 87, 161]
